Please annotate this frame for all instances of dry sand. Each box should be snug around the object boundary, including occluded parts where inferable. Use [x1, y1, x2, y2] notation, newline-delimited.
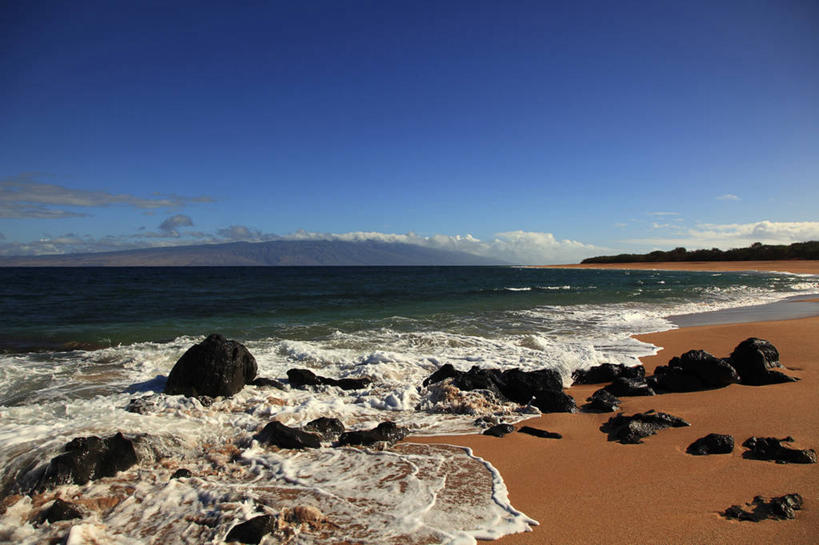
[413, 317, 819, 544]
[543, 260, 819, 275]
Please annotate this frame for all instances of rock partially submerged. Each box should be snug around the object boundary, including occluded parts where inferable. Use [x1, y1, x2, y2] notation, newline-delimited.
[286, 369, 372, 390]
[483, 424, 515, 437]
[254, 421, 321, 449]
[584, 389, 621, 412]
[250, 377, 286, 390]
[338, 422, 408, 447]
[31, 432, 138, 492]
[723, 493, 803, 522]
[742, 436, 817, 464]
[687, 433, 734, 455]
[518, 426, 562, 439]
[730, 338, 797, 385]
[165, 334, 257, 398]
[34, 498, 83, 525]
[422, 364, 575, 413]
[226, 514, 276, 544]
[303, 417, 346, 441]
[572, 363, 645, 385]
[601, 410, 690, 444]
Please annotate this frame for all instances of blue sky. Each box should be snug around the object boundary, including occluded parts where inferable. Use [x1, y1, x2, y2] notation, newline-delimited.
[1, 0, 817, 263]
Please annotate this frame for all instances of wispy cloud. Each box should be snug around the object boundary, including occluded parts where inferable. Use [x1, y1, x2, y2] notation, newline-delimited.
[647, 211, 680, 217]
[716, 194, 740, 201]
[624, 220, 819, 249]
[0, 174, 212, 218]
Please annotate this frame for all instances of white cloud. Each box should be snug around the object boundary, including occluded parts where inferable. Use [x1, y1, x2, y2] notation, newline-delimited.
[716, 194, 740, 201]
[0, 174, 212, 218]
[647, 211, 680, 217]
[158, 214, 194, 236]
[624, 220, 819, 249]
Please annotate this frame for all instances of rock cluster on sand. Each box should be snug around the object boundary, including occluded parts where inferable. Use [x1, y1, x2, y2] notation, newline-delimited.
[601, 410, 690, 444]
[723, 493, 804, 521]
[164, 334, 258, 397]
[741, 436, 817, 464]
[422, 364, 576, 413]
[571, 363, 645, 384]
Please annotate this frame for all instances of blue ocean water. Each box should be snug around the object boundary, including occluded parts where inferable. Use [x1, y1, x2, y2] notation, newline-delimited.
[0, 266, 816, 544]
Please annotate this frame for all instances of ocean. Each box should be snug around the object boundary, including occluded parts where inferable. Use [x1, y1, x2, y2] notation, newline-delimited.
[0, 266, 816, 544]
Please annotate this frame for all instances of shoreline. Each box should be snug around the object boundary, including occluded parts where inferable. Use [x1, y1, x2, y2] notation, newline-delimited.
[539, 259, 819, 275]
[412, 315, 819, 544]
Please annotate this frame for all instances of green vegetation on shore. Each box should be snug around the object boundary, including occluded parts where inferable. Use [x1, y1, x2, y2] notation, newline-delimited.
[581, 241, 819, 264]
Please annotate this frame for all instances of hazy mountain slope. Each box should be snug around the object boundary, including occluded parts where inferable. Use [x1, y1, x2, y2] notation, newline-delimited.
[0, 240, 507, 266]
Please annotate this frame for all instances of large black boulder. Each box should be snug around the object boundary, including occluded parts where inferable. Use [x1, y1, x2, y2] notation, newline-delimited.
[723, 494, 803, 521]
[34, 432, 138, 492]
[601, 410, 690, 444]
[226, 515, 276, 544]
[572, 363, 645, 385]
[338, 422, 408, 447]
[254, 421, 321, 449]
[164, 334, 257, 397]
[729, 338, 796, 385]
[287, 369, 372, 390]
[648, 366, 706, 393]
[532, 389, 577, 413]
[686, 433, 734, 455]
[499, 368, 563, 403]
[668, 350, 739, 388]
[742, 436, 817, 464]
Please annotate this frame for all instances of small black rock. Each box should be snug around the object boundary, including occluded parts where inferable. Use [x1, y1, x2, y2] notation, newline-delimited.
[483, 424, 516, 437]
[584, 389, 621, 412]
[304, 417, 345, 441]
[687, 433, 734, 455]
[171, 468, 192, 479]
[225, 514, 276, 544]
[250, 377, 286, 390]
[35, 498, 83, 524]
[338, 422, 408, 447]
[742, 436, 817, 464]
[722, 493, 803, 522]
[254, 421, 321, 449]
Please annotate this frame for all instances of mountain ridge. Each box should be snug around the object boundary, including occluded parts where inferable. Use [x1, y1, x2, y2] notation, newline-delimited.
[0, 239, 508, 266]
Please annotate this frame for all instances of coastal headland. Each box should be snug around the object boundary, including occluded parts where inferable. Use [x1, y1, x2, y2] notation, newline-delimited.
[541, 259, 819, 275]
[415, 261, 819, 544]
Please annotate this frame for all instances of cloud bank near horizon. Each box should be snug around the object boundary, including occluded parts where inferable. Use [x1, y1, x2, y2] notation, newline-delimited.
[624, 220, 819, 250]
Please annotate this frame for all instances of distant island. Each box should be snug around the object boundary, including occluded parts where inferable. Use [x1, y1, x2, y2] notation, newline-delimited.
[581, 241, 819, 264]
[0, 239, 507, 267]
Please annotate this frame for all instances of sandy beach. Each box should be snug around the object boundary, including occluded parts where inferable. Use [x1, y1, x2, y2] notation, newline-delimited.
[543, 260, 819, 275]
[413, 260, 819, 544]
[415, 316, 819, 544]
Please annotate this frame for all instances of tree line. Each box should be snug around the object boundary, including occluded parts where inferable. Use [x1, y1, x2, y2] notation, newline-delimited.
[581, 241, 819, 264]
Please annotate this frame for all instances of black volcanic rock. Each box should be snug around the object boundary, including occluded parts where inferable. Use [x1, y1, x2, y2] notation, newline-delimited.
[287, 369, 371, 390]
[338, 422, 408, 447]
[667, 350, 739, 388]
[171, 468, 192, 479]
[723, 494, 803, 522]
[254, 421, 321, 449]
[603, 377, 655, 397]
[532, 389, 577, 413]
[741, 436, 817, 464]
[729, 338, 796, 385]
[687, 433, 734, 455]
[250, 377, 286, 390]
[572, 363, 645, 385]
[226, 515, 276, 544]
[34, 498, 83, 524]
[648, 366, 706, 393]
[518, 426, 562, 439]
[483, 424, 516, 437]
[421, 365, 572, 413]
[304, 417, 345, 441]
[601, 410, 690, 444]
[584, 389, 621, 412]
[164, 334, 257, 397]
[33, 432, 138, 492]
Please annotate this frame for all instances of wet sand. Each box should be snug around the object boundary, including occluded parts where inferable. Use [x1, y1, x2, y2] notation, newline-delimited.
[542, 260, 819, 275]
[413, 316, 819, 544]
